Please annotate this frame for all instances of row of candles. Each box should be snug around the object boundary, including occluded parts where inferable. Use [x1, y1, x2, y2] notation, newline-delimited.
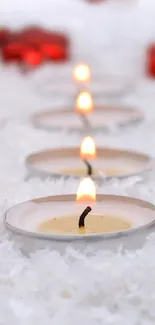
[37, 62, 142, 236]
[7, 61, 146, 240]
[5, 57, 155, 243]
[33, 63, 103, 235]
[69, 63, 98, 232]
[28, 62, 136, 236]
[35, 62, 154, 237]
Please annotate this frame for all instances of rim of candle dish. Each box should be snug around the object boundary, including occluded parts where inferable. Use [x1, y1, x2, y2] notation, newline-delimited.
[33, 73, 136, 100]
[32, 106, 144, 133]
[25, 147, 154, 181]
[4, 194, 155, 241]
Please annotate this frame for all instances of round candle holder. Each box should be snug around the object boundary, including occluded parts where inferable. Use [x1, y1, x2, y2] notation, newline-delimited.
[34, 74, 134, 100]
[33, 106, 144, 133]
[4, 194, 155, 253]
[26, 147, 153, 181]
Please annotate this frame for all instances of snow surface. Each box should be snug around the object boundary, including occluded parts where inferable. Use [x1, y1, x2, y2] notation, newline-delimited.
[1, 0, 155, 324]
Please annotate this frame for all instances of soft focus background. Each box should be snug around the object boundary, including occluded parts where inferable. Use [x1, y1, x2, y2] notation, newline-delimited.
[1, 1, 155, 324]
[1, 0, 155, 116]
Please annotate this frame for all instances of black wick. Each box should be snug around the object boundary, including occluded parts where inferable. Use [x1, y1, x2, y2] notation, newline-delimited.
[78, 206, 92, 228]
[83, 160, 93, 176]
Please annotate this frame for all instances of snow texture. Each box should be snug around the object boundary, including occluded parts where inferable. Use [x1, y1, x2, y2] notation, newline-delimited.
[0, 0, 155, 324]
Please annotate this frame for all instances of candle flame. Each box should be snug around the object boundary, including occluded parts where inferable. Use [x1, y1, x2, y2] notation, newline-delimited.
[80, 136, 96, 160]
[73, 63, 91, 83]
[76, 91, 93, 114]
[76, 177, 96, 204]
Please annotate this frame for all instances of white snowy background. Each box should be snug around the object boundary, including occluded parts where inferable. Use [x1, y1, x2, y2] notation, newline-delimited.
[1, 0, 155, 324]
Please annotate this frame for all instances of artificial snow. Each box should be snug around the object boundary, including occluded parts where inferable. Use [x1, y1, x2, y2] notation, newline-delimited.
[0, 77, 155, 325]
[1, 0, 155, 323]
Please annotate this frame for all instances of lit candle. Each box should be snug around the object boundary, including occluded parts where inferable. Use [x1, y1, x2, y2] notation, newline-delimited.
[6, 192, 155, 251]
[75, 91, 93, 128]
[58, 138, 127, 177]
[60, 136, 108, 177]
[80, 136, 96, 160]
[38, 177, 131, 235]
[76, 177, 96, 233]
[80, 136, 96, 175]
[73, 63, 91, 84]
[76, 177, 96, 203]
[76, 91, 93, 114]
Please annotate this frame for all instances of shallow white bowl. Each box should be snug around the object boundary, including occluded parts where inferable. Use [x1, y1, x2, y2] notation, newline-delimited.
[34, 74, 135, 100]
[33, 105, 144, 133]
[4, 194, 155, 254]
[26, 147, 154, 181]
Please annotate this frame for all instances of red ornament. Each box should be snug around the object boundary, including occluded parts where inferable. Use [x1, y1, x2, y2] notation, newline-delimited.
[23, 49, 42, 66]
[19, 27, 47, 47]
[0, 25, 71, 67]
[48, 33, 69, 47]
[2, 42, 26, 62]
[146, 44, 155, 78]
[41, 43, 68, 61]
[20, 26, 42, 35]
[0, 28, 12, 46]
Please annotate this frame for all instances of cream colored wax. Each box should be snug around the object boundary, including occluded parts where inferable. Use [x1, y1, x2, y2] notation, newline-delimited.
[38, 214, 131, 235]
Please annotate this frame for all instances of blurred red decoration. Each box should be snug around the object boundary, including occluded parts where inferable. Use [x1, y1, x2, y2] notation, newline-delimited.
[0, 25, 70, 69]
[23, 49, 42, 66]
[146, 44, 155, 78]
[41, 43, 68, 61]
[0, 28, 12, 46]
[2, 42, 26, 62]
